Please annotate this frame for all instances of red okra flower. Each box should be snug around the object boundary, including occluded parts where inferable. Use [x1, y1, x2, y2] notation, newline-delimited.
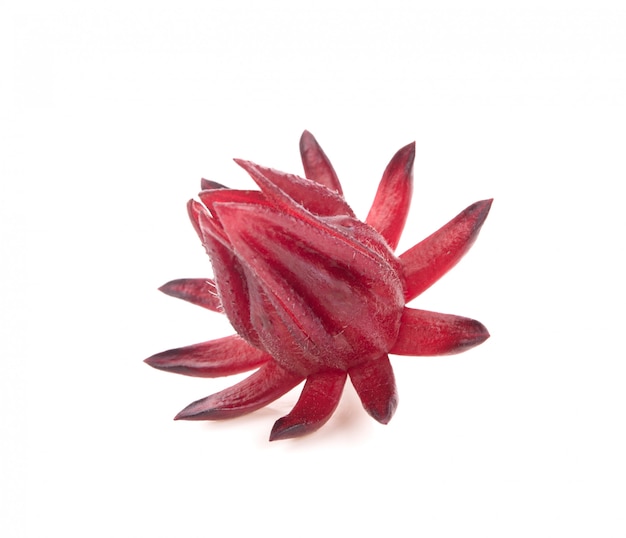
[145, 131, 492, 441]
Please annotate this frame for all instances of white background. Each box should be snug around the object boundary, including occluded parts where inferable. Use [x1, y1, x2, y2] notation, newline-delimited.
[2, 1, 625, 536]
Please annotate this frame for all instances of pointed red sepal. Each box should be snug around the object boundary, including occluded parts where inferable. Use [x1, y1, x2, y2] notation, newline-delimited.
[158, 278, 222, 312]
[391, 307, 489, 356]
[269, 370, 347, 441]
[233, 159, 355, 218]
[349, 354, 398, 424]
[400, 199, 493, 301]
[144, 335, 269, 378]
[366, 142, 415, 251]
[174, 361, 303, 420]
[200, 178, 228, 191]
[187, 199, 206, 240]
[299, 130, 343, 195]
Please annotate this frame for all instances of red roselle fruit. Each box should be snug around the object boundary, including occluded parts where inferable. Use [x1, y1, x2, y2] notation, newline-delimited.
[145, 131, 492, 441]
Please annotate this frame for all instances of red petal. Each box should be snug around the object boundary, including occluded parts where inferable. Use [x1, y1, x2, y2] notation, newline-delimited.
[400, 199, 493, 301]
[211, 196, 397, 278]
[391, 307, 489, 356]
[158, 278, 222, 312]
[234, 159, 354, 218]
[269, 370, 347, 441]
[144, 335, 269, 377]
[189, 202, 261, 347]
[349, 354, 398, 424]
[299, 130, 343, 194]
[198, 189, 268, 223]
[366, 142, 415, 250]
[174, 361, 303, 420]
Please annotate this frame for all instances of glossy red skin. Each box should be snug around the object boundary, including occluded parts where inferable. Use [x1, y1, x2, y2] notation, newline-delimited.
[146, 131, 492, 441]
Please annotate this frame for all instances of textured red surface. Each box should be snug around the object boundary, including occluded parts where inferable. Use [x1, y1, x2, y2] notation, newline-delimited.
[146, 131, 492, 440]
